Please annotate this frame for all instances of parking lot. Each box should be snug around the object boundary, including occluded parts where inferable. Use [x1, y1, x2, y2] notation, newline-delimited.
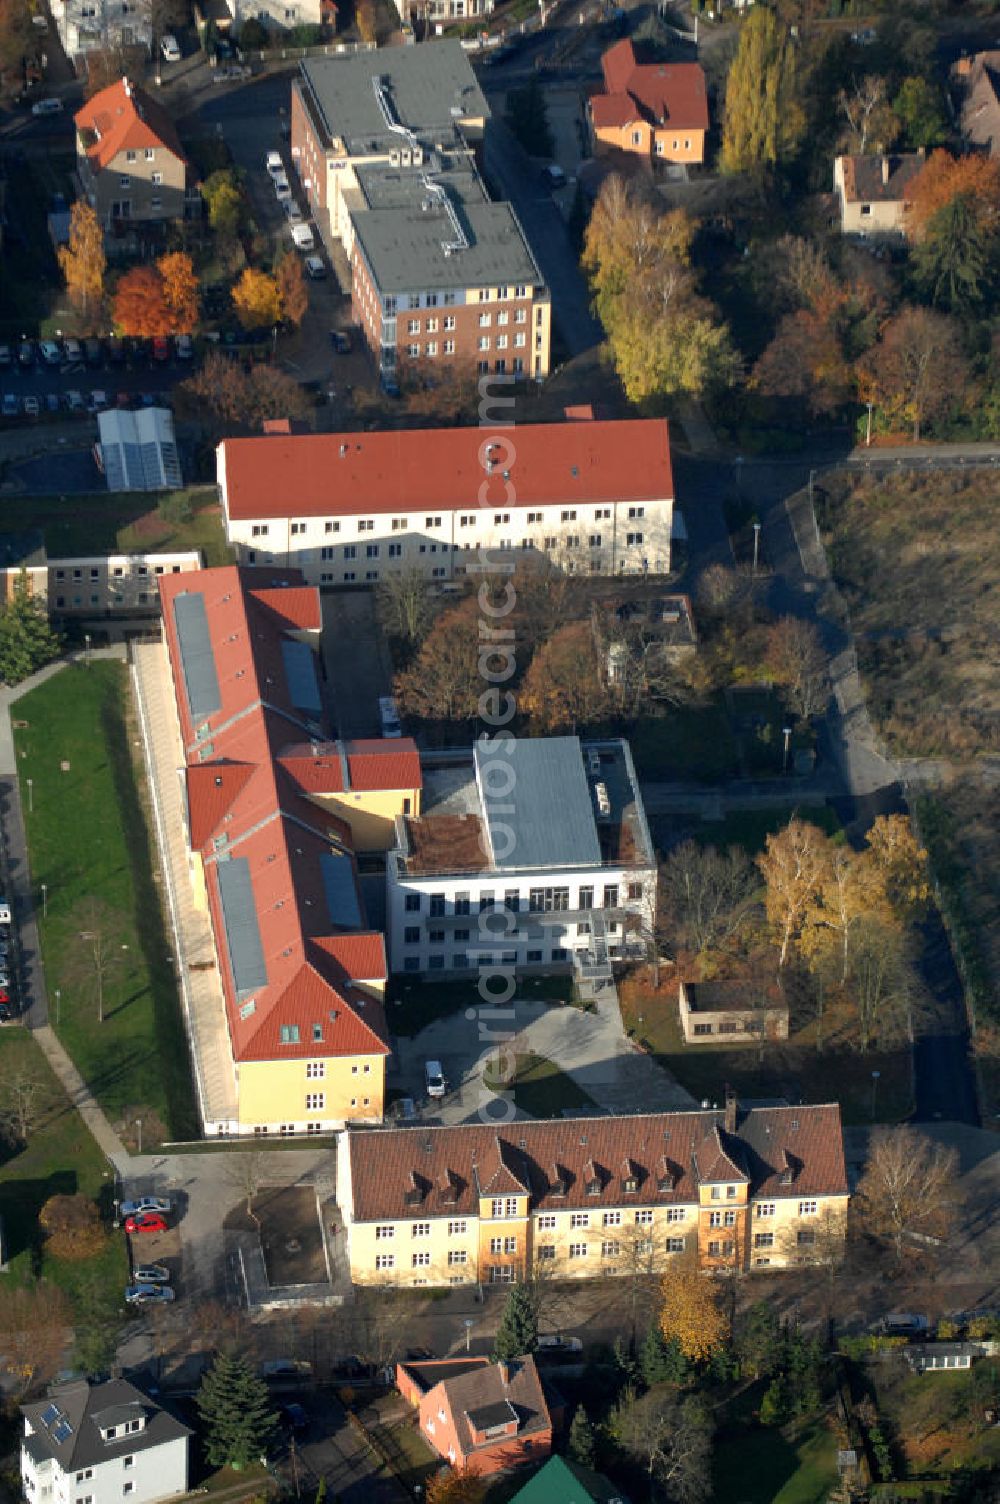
[0, 335, 195, 422]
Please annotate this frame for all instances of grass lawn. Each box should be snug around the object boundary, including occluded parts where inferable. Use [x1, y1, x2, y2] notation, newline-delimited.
[365, 1395, 439, 1493]
[690, 804, 842, 856]
[0, 1028, 128, 1310]
[629, 702, 739, 784]
[482, 1051, 599, 1118]
[619, 973, 912, 1126]
[387, 974, 573, 1038]
[712, 1416, 838, 1504]
[873, 1365, 1000, 1479]
[14, 662, 198, 1143]
[0, 490, 233, 566]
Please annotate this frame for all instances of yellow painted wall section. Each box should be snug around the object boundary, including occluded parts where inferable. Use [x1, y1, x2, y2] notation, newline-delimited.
[311, 787, 421, 852]
[238, 1054, 385, 1128]
[189, 850, 209, 913]
[593, 123, 705, 165]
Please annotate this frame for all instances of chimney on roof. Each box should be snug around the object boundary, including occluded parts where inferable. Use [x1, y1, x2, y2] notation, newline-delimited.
[123, 77, 131, 97]
[724, 1084, 737, 1135]
[497, 1362, 510, 1388]
[881, 154, 890, 186]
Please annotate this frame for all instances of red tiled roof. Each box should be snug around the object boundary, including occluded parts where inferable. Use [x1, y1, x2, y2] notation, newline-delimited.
[218, 419, 673, 522]
[278, 737, 422, 795]
[346, 1104, 848, 1223]
[74, 78, 186, 172]
[415, 1357, 551, 1459]
[159, 565, 390, 1066]
[596, 40, 708, 133]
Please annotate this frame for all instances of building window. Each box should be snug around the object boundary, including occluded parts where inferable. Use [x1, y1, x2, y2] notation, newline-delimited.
[603, 1211, 621, 1227]
[412, 1222, 430, 1237]
[799, 1201, 818, 1216]
[306, 1062, 325, 1079]
[626, 532, 644, 547]
[709, 1211, 723, 1228]
[667, 1237, 685, 1253]
[601, 1240, 620, 1258]
[407, 320, 420, 334]
[490, 1236, 517, 1253]
[280, 1025, 300, 1044]
[491, 1196, 519, 1217]
[756, 1203, 775, 1218]
[343, 545, 357, 560]
[537, 1244, 556, 1260]
[152, 172, 163, 186]
[708, 1240, 733, 1258]
[537, 1215, 556, 1229]
[325, 520, 340, 534]
[305, 1092, 324, 1110]
[797, 1228, 817, 1246]
[570, 1213, 589, 1228]
[122, 1459, 133, 1471]
[569, 1242, 588, 1258]
[754, 1232, 774, 1249]
[666, 1207, 685, 1223]
[251, 524, 269, 538]
[375, 1254, 395, 1270]
[635, 1209, 653, 1225]
[448, 1250, 467, 1265]
[125, 150, 136, 163]
[628, 506, 645, 519]
[589, 534, 602, 548]
[375, 1225, 394, 1239]
[429, 893, 445, 917]
[448, 1220, 467, 1235]
[412, 1252, 430, 1267]
[405, 894, 421, 912]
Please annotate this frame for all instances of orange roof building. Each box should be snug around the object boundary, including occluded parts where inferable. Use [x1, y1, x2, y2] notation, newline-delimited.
[588, 40, 708, 167]
[217, 416, 676, 584]
[75, 78, 192, 230]
[158, 565, 422, 1134]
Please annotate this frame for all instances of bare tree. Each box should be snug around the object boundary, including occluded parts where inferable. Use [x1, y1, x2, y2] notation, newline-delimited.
[848, 915, 919, 1053]
[660, 840, 761, 961]
[347, 1287, 410, 1374]
[64, 897, 129, 1023]
[766, 616, 829, 720]
[0, 1067, 44, 1146]
[854, 1126, 960, 1265]
[376, 565, 438, 649]
[610, 1388, 713, 1503]
[0, 1282, 72, 1396]
[225, 1151, 266, 1229]
[838, 75, 899, 154]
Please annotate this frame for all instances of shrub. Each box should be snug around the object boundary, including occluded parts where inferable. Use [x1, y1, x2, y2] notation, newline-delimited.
[39, 1194, 107, 1260]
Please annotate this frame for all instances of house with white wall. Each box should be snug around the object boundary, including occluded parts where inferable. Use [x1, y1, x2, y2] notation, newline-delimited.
[385, 736, 657, 978]
[21, 1379, 189, 1504]
[216, 417, 676, 583]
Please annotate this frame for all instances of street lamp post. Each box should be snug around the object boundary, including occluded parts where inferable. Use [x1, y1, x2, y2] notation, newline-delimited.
[464, 1318, 474, 1353]
[871, 1069, 881, 1120]
[54, 988, 61, 1026]
[136, 1117, 143, 1155]
[26, 777, 32, 814]
[40, 883, 47, 919]
[752, 521, 761, 577]
[866, 402, 874, 447]
[84, 632, 92, 667]
[782, 726, 792, 774]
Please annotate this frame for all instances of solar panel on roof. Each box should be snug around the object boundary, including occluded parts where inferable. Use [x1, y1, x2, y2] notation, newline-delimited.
[217, 856, 268, 997]
[52, 1421, 74, 1443]
[174, 591, 222, 723]
[320, 852, 362, 929]
[40, 1404, 61, 1427]
[281, 639, 322, 713]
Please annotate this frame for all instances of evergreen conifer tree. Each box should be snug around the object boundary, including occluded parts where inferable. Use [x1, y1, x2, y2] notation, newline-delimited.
[492, 1284, 538, 1363]
[567, 1406, 596, 1469]
[640, 1325, 688, 1387]
[196, 1352, 277, 1470]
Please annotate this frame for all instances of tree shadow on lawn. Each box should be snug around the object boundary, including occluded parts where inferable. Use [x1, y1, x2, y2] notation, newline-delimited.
[0, 1171, 78, 1271]
[99, 690, 199, 1140]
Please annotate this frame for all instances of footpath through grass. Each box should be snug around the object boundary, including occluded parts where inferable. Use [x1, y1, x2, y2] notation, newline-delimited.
[14, 662, 198, 1142]
[0, 1027, 128, 1308]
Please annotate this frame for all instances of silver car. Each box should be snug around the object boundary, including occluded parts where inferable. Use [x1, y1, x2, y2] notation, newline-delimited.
[125, 1283, 175, 1304]
[120, 1196, 172, 1218]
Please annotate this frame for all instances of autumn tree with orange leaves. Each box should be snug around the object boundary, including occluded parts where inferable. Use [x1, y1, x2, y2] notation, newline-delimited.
[159, 251, 199, 332]
[856, 305, 971, 441]
[659, 1255, 728, 1363]
[905, 149, 1000, 242]
[232, 268, 283, 329]
[113, 265, 173, 336]
[276, 253, 308, 327]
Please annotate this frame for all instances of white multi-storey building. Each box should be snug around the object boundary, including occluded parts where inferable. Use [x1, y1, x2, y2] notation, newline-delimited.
[51, 0, 152, 64]
[216, 418, 676, 583]
[385, 736, 657, 978]
[21, 1379, 189, 1504]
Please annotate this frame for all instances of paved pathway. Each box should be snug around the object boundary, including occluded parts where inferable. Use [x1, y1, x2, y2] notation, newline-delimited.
[131, 639, 238, 1130]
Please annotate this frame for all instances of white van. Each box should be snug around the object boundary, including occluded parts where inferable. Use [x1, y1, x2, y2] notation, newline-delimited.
[424, 1061, 446, 1099]
[379, 695, 401, 738]
[290, 222, 315, 252]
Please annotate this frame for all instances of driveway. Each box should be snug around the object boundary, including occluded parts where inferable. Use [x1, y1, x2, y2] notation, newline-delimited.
[391, 995, 694, 1125]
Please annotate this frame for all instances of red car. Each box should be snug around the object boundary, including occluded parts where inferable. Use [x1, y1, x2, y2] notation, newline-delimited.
[125, 1212, 168, 1235]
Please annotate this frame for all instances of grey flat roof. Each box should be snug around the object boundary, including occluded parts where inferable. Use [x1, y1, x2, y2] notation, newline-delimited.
[352, 194, 540, 293]
[321, 851, 362, 929]
[174, 591, 221, 724]
[281, 639, 322, 713]
[355, 159, 485, 211]
[299, 43, 488, 152]
[217, 856, 268, 998]
[474, 737, 602, 872]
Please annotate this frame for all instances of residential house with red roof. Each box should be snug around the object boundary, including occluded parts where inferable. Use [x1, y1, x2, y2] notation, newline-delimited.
[337, 1094, 849, 1285]
[216, 415, 675, 584]
[395, 1357, 552, 1477]
[75, 78, 192, 231]
[588, 40, 708, 167]
[158, 565, 421, 1134]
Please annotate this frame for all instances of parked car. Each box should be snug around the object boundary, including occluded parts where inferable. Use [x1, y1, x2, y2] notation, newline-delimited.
[175, 334, 194, 361]
[17, 340, 35, 367]
[879, 1314, 929, 1336]
[152, 335, 170, 362]
[125, 1282, 175, 1304]
[121, 1196, 172, 1217]
[45, 393, 61, 413]
[64, 390, 85, 412]
[160, 33, 181, 61]
[84, 337, 103, 366]
[2, 394, 20, 418]
[274, 175, 292, 203]
[424, 1059, 446, 1099]
[132, 1263, 170, 1283]
[303, 255, 326, 280]
[115, 390, 131, 408]
[124, 1212, 168, 1235]
[86, 390, 108, 413]
[31, 97, 63, 116]
[285, 200, 304, 226]
[537, 1334, 583, 1353]
[0, 999, 14, 1023]
[290, 222, 315, 252]
[331, 330, 352, 354]
[38, 339, 61, 366]
[62, 337, 82, 363]
[22, 396, 39, 418]
[541, 163, 566, 189]
[265, 150, 284, 178]
[106, 337, 126, 365]
[259, 1359, 312, 1380]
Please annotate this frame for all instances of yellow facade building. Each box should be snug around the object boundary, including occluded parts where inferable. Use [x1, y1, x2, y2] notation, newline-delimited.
[338, 1097, 850, 1287]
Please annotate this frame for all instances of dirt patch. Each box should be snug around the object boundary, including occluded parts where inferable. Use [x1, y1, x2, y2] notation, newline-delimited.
[224, 1185, 328, 1288]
